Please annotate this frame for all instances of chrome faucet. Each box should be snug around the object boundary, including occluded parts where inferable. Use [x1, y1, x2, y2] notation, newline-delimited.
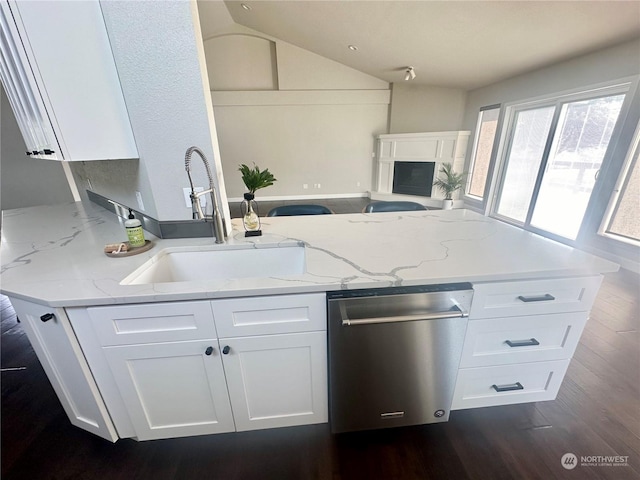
[185, 146, 226, 244]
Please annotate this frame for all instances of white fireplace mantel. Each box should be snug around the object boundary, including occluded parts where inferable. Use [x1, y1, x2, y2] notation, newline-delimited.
[372, 131, 470, 208]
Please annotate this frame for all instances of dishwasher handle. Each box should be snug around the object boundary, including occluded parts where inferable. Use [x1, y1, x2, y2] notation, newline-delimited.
[340, 304, 468, 326]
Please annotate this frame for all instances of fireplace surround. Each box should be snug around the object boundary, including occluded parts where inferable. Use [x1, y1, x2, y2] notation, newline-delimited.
[372, 131, 470, 208]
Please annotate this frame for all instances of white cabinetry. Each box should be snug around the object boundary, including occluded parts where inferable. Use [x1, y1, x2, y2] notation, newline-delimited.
[68, 300, 226, 440]
[212, 294, 327, 431]
[452, 276, 602, 410]
[9, 297, 118, 442]
[0, 0, 137, 161]
[103, 340, 235, 440]
[67, 293, 327, 441]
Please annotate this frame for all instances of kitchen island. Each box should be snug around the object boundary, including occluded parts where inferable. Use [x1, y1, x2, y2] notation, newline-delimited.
[0, 201, 619, 442]
[1, 201, 617, 306]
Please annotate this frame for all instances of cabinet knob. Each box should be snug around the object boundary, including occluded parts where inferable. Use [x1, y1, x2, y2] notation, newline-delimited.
[205, 346, 214, 356]
[40, 313, 55, 322]
[222, 345, 230, 355]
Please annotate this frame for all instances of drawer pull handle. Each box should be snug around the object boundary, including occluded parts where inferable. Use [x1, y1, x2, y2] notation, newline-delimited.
[222, 345, 230, 355]
[205, 346, 214, 356]
[492, 382, 524, 392]
[40, 313, 55, 322]
[505, 338, 540, 347]
[517, 294, 555, 303]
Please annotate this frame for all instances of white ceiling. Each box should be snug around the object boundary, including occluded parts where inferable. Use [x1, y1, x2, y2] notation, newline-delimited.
[200, 0, 640, 90]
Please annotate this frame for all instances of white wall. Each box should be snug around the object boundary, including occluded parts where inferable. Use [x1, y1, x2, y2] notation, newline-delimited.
[1, 88, 74, 213]
[389, 84, 467, 134]
[201, 26, 391, 200]
[214, 101, 389, 198]
[70, 0, 229, 224]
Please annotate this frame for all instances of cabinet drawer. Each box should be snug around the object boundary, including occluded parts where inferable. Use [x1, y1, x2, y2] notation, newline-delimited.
[212, 293, 326, 337]
[470, 276, 602, 319]
[451, 359, 570, 410]
[459, 312, 587, 367]
[86, 301, 217, 346]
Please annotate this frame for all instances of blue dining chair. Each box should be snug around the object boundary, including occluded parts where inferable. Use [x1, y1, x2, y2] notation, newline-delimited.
[267, 204, 334, 216]
[363, 201, 427, 213]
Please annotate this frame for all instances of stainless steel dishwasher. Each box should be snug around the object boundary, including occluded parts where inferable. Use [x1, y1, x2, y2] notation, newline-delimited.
[328, 282, 473, 433]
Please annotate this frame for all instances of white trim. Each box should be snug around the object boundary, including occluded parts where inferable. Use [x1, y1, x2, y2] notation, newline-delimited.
[228, 192, 369, 203]
[464, 106, 500, 204]
[211, 90, 391, 106]
[489, 76, 637, 225]
[498, 76, 638, 112]
[61, 161, 81, 202]
[598, 119, 640, 246]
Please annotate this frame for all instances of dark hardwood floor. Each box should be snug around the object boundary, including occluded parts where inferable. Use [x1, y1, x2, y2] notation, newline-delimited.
[2, 200, 639, 480]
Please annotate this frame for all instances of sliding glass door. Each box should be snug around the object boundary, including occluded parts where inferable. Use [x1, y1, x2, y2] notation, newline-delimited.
[494, 89, 627, 241]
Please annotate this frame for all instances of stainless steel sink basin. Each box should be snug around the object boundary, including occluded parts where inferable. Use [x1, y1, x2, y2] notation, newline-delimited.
[120, 245, 306, 285]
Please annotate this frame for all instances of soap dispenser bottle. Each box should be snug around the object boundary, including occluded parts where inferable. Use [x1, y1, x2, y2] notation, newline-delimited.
[125, 209, 146, 247]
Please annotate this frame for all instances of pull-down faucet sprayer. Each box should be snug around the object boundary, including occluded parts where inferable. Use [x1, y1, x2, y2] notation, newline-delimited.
[185, 146, 226, 244]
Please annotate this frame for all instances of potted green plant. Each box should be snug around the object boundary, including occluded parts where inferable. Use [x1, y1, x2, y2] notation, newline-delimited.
[239, 163, 277, 195]
[238, 163, 277, 235]
[433, 162, 466, 210]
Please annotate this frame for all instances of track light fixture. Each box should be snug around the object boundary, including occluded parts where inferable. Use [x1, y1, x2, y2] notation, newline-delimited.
[404, 66, 416, 81]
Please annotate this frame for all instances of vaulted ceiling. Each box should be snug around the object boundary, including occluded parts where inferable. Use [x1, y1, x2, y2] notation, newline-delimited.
[198, 0, 640, 90]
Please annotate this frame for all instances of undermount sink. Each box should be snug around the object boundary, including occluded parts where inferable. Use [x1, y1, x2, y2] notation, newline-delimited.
[120, 245, 306, 285]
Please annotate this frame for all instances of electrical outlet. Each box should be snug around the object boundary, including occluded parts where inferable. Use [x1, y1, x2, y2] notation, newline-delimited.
[135, 191, 145, 211]
[303, 183, 308, 189]
[317, 183, 321, 189]
[356, 181, 361, 187]
[183, 187, 206, 209]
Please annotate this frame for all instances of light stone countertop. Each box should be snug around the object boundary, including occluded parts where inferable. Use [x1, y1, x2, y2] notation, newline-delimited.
[0, 201, 619, 307]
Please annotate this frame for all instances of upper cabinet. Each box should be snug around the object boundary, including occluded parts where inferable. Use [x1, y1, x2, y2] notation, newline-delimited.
[0, 0, 138, 161]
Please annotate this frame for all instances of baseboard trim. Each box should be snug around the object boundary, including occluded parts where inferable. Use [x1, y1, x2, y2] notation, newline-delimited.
[228, 193, 370, 203]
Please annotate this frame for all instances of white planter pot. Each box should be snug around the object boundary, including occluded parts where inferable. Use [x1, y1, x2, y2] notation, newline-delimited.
[442, 199, 454, 210]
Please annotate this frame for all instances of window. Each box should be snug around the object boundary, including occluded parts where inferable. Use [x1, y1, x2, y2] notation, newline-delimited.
[493, 85, 629, 242]
[466, 105, 500, 201]
[599, 121, 640, 246]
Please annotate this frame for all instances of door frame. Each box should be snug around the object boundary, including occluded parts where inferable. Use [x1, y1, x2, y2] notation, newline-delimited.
[488, 79, 635, 246]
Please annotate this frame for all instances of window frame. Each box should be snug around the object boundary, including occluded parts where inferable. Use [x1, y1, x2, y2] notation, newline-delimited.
[464, 104, 502, 209]
[598, 119, 640, 247]
[487, 80, 633, 245]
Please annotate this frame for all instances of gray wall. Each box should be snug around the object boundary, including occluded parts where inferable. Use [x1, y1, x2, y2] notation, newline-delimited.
[389, 84, 467, 134]
[1, 88, 73, 213]
[463, 39, 640, 131]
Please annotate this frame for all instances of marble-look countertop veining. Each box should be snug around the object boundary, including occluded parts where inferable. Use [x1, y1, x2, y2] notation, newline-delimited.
[0, 201, 618, 307]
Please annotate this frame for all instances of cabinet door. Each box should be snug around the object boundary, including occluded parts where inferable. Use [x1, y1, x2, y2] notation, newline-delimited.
[103, 340, 234, 440]
[220, 332, 328, 432]
[1, 0, 137, 161]
[0, 2, 58, 157]
[9, 298, 118, 442]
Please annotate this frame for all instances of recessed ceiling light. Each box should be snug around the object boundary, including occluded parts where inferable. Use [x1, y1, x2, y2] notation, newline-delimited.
[348, 45, 358, 51]
[241, 3, 252, 11]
